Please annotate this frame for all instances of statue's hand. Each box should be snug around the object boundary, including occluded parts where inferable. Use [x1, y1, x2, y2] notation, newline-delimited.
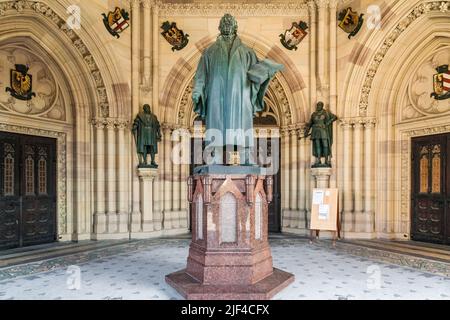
[192, 92, 201, 104]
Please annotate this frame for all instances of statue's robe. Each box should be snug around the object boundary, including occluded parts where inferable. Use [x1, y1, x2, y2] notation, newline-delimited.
[133, 112, 161, 154]
[193, 36, 282, 147]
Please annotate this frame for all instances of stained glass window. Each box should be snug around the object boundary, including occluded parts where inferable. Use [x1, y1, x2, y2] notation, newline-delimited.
[419, 146, 429, 193]
[38, 157, 47, 195]
[431, 145, 441, 194]
[3, 143, 14, 196]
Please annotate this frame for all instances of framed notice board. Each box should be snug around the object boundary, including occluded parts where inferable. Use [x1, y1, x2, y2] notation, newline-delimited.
[310, 188, 339, 232]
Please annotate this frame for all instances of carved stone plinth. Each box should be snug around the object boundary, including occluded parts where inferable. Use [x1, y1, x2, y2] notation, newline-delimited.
[134, 168, 158, 233]
[166, 167, 294, 300]
[311, 167, 333, 188]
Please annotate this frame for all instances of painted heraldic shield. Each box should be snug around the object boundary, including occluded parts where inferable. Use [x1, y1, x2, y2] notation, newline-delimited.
[431, 65, 450, 100]
[6, 64, 36, 101]
[161, 21, 189, 51]
[102, 7, 130, 38]
[279, 21, 308, 51]
[338, 7, 364, 39]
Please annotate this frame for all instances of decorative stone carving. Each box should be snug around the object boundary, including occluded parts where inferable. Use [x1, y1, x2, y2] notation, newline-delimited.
[0, 0, 111, 117]
[157, 1, 309, 16]
[91, 117, 130, 130]
[359, 1, 450, 116]
[403, 49, 450, 120]
[0, 47, 66, 120]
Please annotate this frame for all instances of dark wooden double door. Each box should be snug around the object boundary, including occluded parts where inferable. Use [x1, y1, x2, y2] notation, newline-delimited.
[411, 133, 450, 245]
[0, 132, 57, 250]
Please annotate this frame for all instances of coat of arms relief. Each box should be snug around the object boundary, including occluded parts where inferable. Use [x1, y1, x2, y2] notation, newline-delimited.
[403, 50, 450, 121]
[0, 47, 66, 121]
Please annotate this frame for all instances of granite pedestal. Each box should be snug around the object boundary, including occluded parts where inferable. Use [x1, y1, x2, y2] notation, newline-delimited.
[165, 166, 294, 300]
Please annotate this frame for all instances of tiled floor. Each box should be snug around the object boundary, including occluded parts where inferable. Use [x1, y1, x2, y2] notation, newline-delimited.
[0, 238, 449, 300]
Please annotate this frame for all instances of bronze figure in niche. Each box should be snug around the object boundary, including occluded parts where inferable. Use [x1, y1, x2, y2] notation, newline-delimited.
[132, 104, 161, 168]
[304, 102, 338, 168]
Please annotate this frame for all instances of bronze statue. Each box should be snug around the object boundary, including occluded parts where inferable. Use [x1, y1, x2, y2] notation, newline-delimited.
[304, 102, 338, 168]
[132, 104, 161, 168]
[192, 13, 283, 165]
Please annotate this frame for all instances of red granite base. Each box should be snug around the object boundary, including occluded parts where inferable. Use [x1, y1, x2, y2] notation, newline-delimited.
[165, 268, 295, 300]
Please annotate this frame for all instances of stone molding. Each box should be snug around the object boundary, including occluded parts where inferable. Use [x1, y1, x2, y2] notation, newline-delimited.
[91, 118, 130, 130]
[358, 1, 449, 116]
[339, 117, 377, 128]
[0, 0, 111, 117]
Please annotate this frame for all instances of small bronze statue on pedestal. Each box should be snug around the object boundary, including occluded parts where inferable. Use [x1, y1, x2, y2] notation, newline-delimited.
[132, 104, 161, 168]
[304, 102, 338, 168]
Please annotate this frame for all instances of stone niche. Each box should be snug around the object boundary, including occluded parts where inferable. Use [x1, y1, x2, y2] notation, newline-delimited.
[166, 170, 294, 300]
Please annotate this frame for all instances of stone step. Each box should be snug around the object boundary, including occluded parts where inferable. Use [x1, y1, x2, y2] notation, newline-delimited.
[316, 239, 450, 278]
[0, 240, 133, 268]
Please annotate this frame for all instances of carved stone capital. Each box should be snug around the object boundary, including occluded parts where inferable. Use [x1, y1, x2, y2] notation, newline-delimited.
[358, 1, 449, 116]
[315, 0, 329, 9]
[141, 0, 154, 9]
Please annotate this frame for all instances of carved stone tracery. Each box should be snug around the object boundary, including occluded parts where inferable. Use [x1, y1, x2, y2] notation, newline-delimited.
[0, 0, 111, 117]
[359, 1, 450, 116]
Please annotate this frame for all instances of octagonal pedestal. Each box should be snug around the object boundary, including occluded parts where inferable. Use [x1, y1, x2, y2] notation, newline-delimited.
[165, 167, 294, 300]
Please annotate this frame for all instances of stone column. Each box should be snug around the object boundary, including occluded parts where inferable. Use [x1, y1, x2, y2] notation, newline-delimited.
[353, 121, 363, 231]
[163, 126, 173, 229]
[142, 0, 152, 90]
[281, 129, 290, 228]
[152, 4, 159, 111]
[307, 1, 317, 113]
[317, 0, 328, 93]
[172, 129, 181, 214]
[364, 120, 376, 232]
[289, 128, 298, 213]
[116, 120, 129, 233]
[329, 0, 338, 175]
[298, 130, 307, 229]
[180, 128, 190, 229]
[130, 0, 141, 229]
[106, 119, 117, 233]
[341, 121, 353, 232]
[93, 119, 106, 234]
[137, 168, 158, 233]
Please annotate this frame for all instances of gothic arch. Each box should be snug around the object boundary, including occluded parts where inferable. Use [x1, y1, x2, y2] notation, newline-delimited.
[0, 0, 128, 118]
[340, 0, 450, 118]
[0, 0, 125, 239]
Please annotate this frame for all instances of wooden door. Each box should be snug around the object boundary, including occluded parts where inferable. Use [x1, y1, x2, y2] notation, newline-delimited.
[0, 132, 57, 250]
[411, 133, 449, 244]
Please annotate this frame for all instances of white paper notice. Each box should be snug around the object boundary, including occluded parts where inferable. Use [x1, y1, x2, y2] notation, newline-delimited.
[318, 204, 329, 220]
[313, 190, 324, 205]
[325, 190, 331, 197]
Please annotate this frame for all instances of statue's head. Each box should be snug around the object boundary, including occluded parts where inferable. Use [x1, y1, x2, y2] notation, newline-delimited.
[316, 101, 324, 111]
[143, 104, 151, 113]
[219, 14, 238, 36]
